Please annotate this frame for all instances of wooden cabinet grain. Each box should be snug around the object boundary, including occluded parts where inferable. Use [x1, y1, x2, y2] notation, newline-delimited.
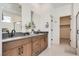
[23, 40, 32, 56]
[40, 35, 45, 51]
[32, 36, 41, 56]
[2, 38, 32, 56]
[3, 47, 18, 56]
[44, 35, 48, 49]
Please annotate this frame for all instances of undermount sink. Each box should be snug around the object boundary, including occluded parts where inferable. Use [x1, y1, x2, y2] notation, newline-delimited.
[2, 32, 30, 39]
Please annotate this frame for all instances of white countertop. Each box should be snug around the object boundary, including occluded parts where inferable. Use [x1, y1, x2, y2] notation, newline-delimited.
[2, 33, 44, 43]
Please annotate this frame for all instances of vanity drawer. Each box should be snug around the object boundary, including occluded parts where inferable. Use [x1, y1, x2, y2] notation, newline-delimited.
[32, 36, 40, 42]
[3, 38, 31, 52]
[3, 47, 19, 56]
[32, 35, 44, 42]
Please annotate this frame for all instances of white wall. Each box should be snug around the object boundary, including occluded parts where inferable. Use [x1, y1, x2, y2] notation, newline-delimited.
[52, 4, 72, 45]
[32, 4, 52, 31]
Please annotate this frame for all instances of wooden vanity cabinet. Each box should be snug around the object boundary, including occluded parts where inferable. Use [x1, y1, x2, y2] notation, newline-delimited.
[32, 35, 48, 56]
[2, 34, 48, 56]
[2, 38, 32, 56]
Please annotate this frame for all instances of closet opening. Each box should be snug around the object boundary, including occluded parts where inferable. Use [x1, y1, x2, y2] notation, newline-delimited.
[60, 16, 71, 45]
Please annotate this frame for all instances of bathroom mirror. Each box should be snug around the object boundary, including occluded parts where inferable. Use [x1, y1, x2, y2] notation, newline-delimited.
[31, 11, 40, 31]
[1, 3, 22, 33]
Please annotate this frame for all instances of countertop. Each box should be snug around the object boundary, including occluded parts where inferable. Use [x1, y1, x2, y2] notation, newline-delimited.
[2, 33, 45, 43]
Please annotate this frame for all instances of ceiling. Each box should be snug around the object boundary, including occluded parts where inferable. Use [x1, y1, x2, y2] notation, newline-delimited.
[52, 3, 72, 8]
[19, 3, 72, 8]
[30, 3, 72, 8]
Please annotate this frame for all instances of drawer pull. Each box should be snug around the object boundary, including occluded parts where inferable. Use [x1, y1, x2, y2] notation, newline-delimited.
[18, 46, 23, 56]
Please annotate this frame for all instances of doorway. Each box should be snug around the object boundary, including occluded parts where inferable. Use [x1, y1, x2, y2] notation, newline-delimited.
[60, 16, 71, 45]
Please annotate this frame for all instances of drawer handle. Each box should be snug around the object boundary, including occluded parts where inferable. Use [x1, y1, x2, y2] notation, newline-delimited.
[18, 48, 21, 55]
[21, 46, 23, 54]
[18, 46, 23, 56]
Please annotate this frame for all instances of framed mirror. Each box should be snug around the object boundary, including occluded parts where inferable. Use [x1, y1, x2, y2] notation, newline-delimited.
[1, 3, 22, 33]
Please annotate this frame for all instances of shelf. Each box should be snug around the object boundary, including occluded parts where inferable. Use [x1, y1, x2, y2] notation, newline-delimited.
[60, 25, 70, 28]
[60, 24, 70, 26]
[60, 20, 70, 26]
[60, 38, 70, 39]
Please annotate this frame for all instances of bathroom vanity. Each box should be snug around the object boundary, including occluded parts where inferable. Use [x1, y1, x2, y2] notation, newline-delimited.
[2, 33, 48, 56]
[1, 3, 48, 56]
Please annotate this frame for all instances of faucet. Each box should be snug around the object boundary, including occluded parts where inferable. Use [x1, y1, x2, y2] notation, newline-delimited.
[11, 29, 16, 37]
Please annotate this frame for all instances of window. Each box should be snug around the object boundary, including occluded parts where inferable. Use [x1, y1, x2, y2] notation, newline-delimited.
[2, 16, 11, 23]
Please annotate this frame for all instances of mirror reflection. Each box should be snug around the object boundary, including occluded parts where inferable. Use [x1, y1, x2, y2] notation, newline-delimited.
[1, 3, 23, 39]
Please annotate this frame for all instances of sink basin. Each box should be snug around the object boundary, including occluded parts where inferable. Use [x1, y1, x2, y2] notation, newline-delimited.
[2, 33, 10, 39]
[2, 32, 30, 39]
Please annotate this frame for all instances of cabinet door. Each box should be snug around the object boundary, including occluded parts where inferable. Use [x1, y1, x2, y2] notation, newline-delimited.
[3, 48, 18, 56]
[32, 36, 41, 56]
[23, 42, 32, 56]
[40, 36, 45, 51]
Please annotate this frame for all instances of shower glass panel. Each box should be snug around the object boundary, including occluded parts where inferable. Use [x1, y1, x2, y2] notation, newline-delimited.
[76, 12, 79, 48]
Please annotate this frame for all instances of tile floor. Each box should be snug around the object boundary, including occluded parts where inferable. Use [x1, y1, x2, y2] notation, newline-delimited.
[39, 44, 76, 56]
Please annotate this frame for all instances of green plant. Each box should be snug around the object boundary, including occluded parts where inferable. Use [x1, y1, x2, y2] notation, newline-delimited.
[25, 22, 32, 29]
